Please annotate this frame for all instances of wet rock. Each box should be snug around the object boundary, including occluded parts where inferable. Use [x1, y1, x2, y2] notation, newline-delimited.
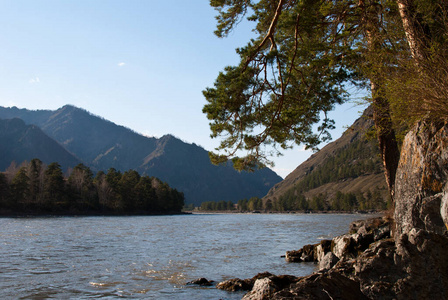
[217, 272, 274, 292]
[187, 277, 215, 286]
[216, 278, 251, 291]
[285, 244, 315, 262]
[285, 249, 302, 263]
[286, 240, 332, 263]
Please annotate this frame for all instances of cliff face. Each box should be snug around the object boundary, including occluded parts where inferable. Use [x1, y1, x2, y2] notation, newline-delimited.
[394, 121, 448, 235]
[389, 120, 448, 299]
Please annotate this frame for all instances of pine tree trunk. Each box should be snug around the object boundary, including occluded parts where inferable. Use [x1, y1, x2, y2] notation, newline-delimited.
[360, 0, 401, 201]
[396, 0, 427, 63]
[370, 82, 400, 201]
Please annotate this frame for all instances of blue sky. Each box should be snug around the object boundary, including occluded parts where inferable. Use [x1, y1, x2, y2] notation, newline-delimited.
[0, 1, 366, 178]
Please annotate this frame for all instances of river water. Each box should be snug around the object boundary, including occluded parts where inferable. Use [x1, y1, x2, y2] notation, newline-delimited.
[0, 213, 376, 299]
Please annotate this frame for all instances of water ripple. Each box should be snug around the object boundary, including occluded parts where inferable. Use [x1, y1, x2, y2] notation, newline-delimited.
[0, 213, 376, 299]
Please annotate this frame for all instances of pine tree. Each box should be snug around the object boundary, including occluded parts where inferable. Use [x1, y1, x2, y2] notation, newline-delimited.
[43, 162, 65, 210]
[204, 0, 448, 201]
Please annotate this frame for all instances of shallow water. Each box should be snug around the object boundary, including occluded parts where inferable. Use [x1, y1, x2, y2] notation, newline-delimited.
[0, 213, 375, 299]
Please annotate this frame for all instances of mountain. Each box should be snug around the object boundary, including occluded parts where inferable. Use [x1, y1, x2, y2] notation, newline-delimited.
[0, 105, 158, 170]
[0, 105, 282, 205]
[264, 106, 389, 209]
[137, 134, 280, 205]
[0, 118, 81, 171]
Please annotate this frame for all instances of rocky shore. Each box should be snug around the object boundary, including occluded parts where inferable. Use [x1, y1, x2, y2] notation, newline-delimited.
[204, 120, 448, 299]
[216, 210, 446, 299]
[215, 216, 392, 299]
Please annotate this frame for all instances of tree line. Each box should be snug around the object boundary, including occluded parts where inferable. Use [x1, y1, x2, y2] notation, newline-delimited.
[197, 190, 387, 212]
[0, 159, 184, 215]
[198, 197, 262, 212]
[273, 189, 389, 212]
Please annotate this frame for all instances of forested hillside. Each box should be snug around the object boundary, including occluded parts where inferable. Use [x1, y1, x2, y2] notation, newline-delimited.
[263, 107, 389, 211]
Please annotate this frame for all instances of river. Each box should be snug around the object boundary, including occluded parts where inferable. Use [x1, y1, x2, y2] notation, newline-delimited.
[0, 213, 376, 299]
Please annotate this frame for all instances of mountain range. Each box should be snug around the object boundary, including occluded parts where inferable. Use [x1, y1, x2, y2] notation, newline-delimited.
[0, 105, 282, 206]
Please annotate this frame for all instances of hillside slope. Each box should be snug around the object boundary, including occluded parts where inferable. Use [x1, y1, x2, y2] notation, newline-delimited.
[264, 106, 389, 210]
[0, 118, 80, 171]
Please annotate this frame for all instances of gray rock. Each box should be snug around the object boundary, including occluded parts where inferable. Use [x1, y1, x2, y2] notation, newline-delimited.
[318, 252, 339, 271]
[332, 234, 355, 259]
[217, 272, 274, 292]
[315, 239, 332, 262]
[242, 277, 278, 300]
